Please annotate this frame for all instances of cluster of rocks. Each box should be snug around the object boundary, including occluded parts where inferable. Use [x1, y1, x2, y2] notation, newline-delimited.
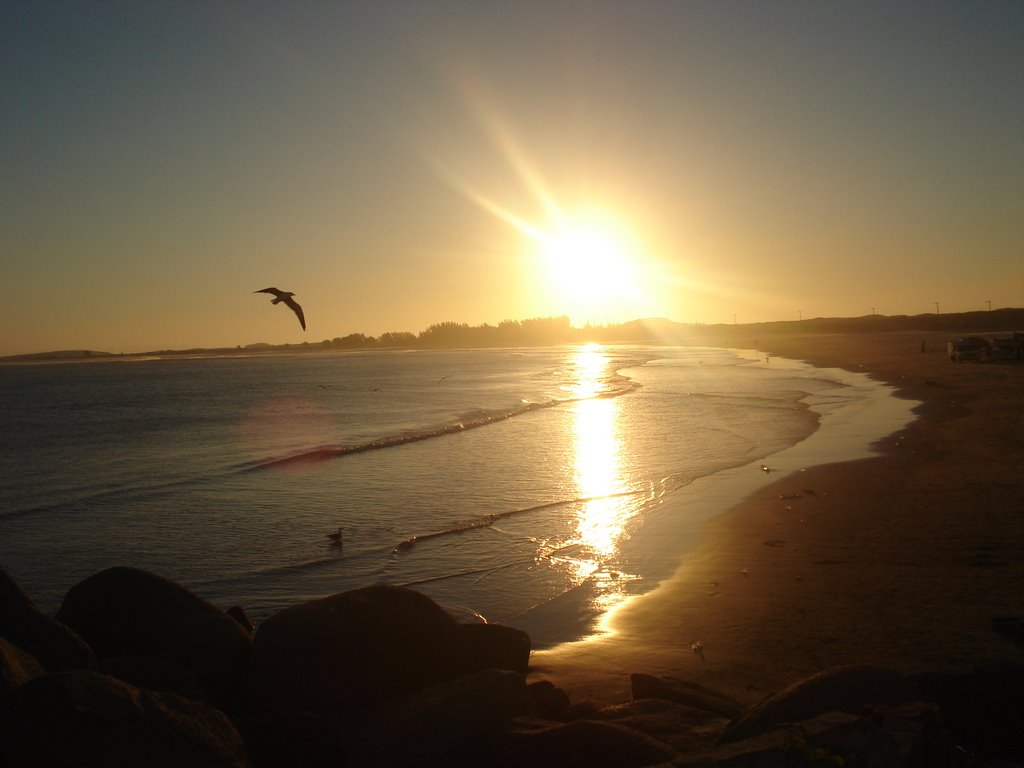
[2, 564, 1022, 766]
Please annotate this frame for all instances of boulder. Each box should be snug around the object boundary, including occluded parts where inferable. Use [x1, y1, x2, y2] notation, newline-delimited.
[227, 606, 255, 634]
[528, 679, 571, 720]
[672, 727, 819, 767]
[345, 668, 536, 767]
[233, 712, 343, 768]
[0, 670, 249, 767]
[460, 622, 531, 676]
[99, 656, 204, 700]
[720, 664, 921, 744]
[55, 567, 251, 711]
[0, 564, 94, 672]
[795, 710, 904, 767]
[630, 673, 743, 718]
[676, 708, 941, 768]
[593, 697, 731, 754]
[500, 718, 678, 768]
[244, 585, 468, 716]
[167, 610, 252, 709]
[1, 635, 45, 696]
[913, 664, 1024, 762]
[870, 701, 954, 766]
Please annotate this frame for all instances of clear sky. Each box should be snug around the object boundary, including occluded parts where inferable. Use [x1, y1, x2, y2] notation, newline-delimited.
[2, 1, 1022, 355]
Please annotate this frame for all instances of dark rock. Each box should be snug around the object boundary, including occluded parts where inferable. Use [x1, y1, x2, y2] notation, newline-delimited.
[0, 669, 249, 767]
[869, 701, 954, 766]
[501, 718, 677, 768]
[244, 585, 468, 716]
[676, 707, 948, 768]
[227, 606, 255, 634]
[630, 673, 743, 718]
[167, 610, 252, 710]
[913, 664, 1024, 762]
[55, 567, 251, 711]
[234, 712, 343, 768]
[562, 699, 605, 721]
[720, 664, 921, 744]
[592, 698, 731, 754]
[0, 564, 94, 672]
[797, 710, 904, 767]
[460, 622, 531, 676]
[99, 656, 205, 700]
[671, 728, 798, 767]
[1, 635, 45, 696]
[528, 679, 571, 720]
[345, 668, 535, 767]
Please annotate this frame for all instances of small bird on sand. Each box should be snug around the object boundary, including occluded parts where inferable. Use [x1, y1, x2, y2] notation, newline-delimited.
[255, 287, 306, 330]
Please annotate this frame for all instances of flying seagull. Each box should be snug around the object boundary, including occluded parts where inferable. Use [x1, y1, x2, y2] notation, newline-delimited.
[255, 287, 306, 330]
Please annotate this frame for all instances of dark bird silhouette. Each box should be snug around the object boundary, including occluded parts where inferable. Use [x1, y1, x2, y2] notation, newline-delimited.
[255, 287, 306, 330]
[327, 527, 343, 548]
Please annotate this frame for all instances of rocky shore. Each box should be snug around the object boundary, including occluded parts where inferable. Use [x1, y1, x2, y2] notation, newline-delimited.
[2, 563, 1021, 766]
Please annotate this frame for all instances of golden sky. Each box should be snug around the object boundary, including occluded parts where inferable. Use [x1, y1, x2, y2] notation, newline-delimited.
[2, 1, 1022, 355]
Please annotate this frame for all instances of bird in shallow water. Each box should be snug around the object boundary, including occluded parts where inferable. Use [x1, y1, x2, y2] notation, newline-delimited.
[327, 527, 343, 548]
[254, 287, 306, 330]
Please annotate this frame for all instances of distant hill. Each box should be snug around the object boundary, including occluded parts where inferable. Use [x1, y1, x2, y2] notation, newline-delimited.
[0, 349, 118, 363]
[740, 308, 1024, 335]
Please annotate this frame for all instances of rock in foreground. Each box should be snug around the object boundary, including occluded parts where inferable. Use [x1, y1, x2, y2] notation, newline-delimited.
[55, 566, 251, 710]
[0, 670, 248, 767]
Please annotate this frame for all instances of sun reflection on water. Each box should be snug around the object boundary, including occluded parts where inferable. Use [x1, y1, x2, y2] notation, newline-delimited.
[555, 344, 640, 619]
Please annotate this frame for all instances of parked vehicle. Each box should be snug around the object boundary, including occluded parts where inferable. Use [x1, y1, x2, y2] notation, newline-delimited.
[948, 334, 1024, 362]
[948, 338, 985, 362]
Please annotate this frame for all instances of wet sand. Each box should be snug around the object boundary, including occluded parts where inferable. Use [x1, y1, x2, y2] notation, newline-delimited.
[529, 330, 1024, 706]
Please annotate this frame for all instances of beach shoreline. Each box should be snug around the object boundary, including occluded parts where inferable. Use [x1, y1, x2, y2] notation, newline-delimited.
[511, 350, 916, 650]
[529, 331, 1024, 707]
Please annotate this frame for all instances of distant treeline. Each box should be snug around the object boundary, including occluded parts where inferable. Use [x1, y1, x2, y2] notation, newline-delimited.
[316, 316, 580, 349]
[291, 307, 1024, 352]
[6, 309, 1024, 363]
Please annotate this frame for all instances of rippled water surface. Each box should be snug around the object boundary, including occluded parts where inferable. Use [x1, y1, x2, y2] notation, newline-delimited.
[0, 345, 899, 639]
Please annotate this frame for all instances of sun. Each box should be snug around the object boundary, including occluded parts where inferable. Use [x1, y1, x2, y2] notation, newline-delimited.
[445, 165, 658, 322]
[544, 228, 630, 298]
[538, 213, 643, 321]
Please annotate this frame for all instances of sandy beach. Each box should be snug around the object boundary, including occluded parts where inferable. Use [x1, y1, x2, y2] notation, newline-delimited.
[529, 330, 1024, 707]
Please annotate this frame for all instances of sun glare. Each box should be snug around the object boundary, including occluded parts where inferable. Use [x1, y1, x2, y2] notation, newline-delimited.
[544, 226, 632, 300]
[438, 105, 662, 324]
[536, 212, 646, 322]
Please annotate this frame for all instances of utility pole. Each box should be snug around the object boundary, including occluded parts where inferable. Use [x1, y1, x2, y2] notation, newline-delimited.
[798, 310, 802, 321]
[987, 300, 992, 311]
[934, 302, 940, 315]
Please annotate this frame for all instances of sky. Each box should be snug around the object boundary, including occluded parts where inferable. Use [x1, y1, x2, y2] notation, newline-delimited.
[2, 1, 1022, 355]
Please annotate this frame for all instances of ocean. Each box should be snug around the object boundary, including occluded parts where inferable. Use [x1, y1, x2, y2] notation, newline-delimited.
[0, 345, 915, 646]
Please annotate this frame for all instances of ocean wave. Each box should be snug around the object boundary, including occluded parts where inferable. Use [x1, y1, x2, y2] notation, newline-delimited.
[190, 554, 343, 586]
[248, 379, 640, 470]
[2, 367, 644, 519]
[391, 490, 640, 553]
[0, 471, 232, 520]
[396, 560, 527, 589]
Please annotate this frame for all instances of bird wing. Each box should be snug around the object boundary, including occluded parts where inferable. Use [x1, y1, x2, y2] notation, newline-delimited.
[283, 296, 306, 330]
[255, 287, 284, 298]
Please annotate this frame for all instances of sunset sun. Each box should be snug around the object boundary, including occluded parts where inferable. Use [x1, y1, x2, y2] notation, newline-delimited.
[543, 226, 632, 300]
[538, 212, 645, 322]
